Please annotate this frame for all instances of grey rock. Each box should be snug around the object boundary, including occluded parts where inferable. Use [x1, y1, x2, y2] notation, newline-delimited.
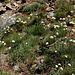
[0, 11, 16, 30]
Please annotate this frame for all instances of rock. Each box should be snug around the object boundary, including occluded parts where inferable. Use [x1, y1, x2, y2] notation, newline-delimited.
[6, 3, 13, 10]
[13, 2, 19, 7]
[32, 64, 37, 68]
[46, 7, 53, 12]
[48, 11, 54, 16]
[0, 7, 6, 11]
[0, 11, 16, 30]
[0, 3, 2, 7]
[16, 1, 22, 4]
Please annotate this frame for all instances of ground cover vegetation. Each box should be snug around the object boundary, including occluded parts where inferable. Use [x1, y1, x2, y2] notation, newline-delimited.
[0, 0, 75, 75]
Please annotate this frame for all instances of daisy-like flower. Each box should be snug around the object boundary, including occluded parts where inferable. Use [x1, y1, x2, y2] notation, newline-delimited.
[63, 18, 65, 20]
[60, 18, 62, 20]
[56, 32, 59, 35]
[55, 65, 58, 68]
[12, 40, 15, 43]
[69, 39, 73, 42]
[58, 63, 61, 66]
[2, 41, 4, 43]
[28, 17, 30, 19]
[71, 11, 73, 13]
[72, 29, 75, 32]
[4, 32, 7, 33]
[68, 63, 71, 66]
[23, 21, 27, 24]
[67, 15, 70, 18]
[46, 42, 49, 45]
[55, 50, 57, 53]
[64, 25, 67, 27]
[30, 13, 32, 16]
[8, 47, 11, 49]
[3, 43, 6, 45]
[60, 67, 63, 70]
[65, 55, 68, 58]
[50, 36, 54, 39]
[41, 21, 44, 24]
[52, 17, 56, 20]
[72, 40, 75, 43]
[26, 42, 28, 45]
[64, 42, 67, 45]
[72, 74, 74, 75]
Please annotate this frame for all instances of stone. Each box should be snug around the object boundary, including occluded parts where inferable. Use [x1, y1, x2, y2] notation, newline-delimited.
[0, 3, 2, 7]
[0, 11, 16, 30]
[6, 3, 13, 10]
[46, 7, 53, 12]
[13, 2, 19, 7]
[0, 7, 6, 11]
[16, 1, 22, 4]
[48, 11, 54, 16]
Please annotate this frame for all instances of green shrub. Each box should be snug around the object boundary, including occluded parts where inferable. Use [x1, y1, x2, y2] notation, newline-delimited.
[19, 3, 40, 13]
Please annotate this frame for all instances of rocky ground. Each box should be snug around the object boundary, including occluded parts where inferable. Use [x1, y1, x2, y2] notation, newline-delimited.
[0, 0, 75, 75]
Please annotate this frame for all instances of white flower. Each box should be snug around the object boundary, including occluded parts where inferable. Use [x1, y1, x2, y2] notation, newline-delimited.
[64, 25, 67, 27]
[72, 29, 75, 32]
[60, 67, 63, 70]
[69, 39, 73, 42]
[28, 17, 30, 19]
[8, 47, 11, 49]
[30, 14, 32, 16]
[65, 55, 68, 58]
[54, 35, 56, 38]
[68, 63, 71, 66]
[71, 11, 73, 13]
[63, 18, 65, 20]
[26, 42, 28, 45]
[12, 40, 15, 43]
[23, 21, 27, 24]
[0, 41, 1, 42]
[50, 36, 54, 39]
[4, 28, 6, 30]
[54, 25, 60, 28]
[52, 17, 56, 20]
[46, 42, 49, 45]
[4, 32, 7, 33]
[74, 15, 75, 17]
[60, 18, 62, 20]
[72, 40, 75, 43]
[69, 21, 74, 24]
[67, 15, 70, 18]
[58, 63, 61, 66]
[41, 21, 44, 24]
[4, 43, 6, 45]
[55, 50, 57, 53]
[16, 20, 19, 22]
[72, 74, 74, 75]
[21, 21, 23, 23]
[63, 22, 66, 24]
[2, 41, 4, 43]
[56, 32, 59, 35]
[55, 65, 58, 68]
[64, 42, 67, 45]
